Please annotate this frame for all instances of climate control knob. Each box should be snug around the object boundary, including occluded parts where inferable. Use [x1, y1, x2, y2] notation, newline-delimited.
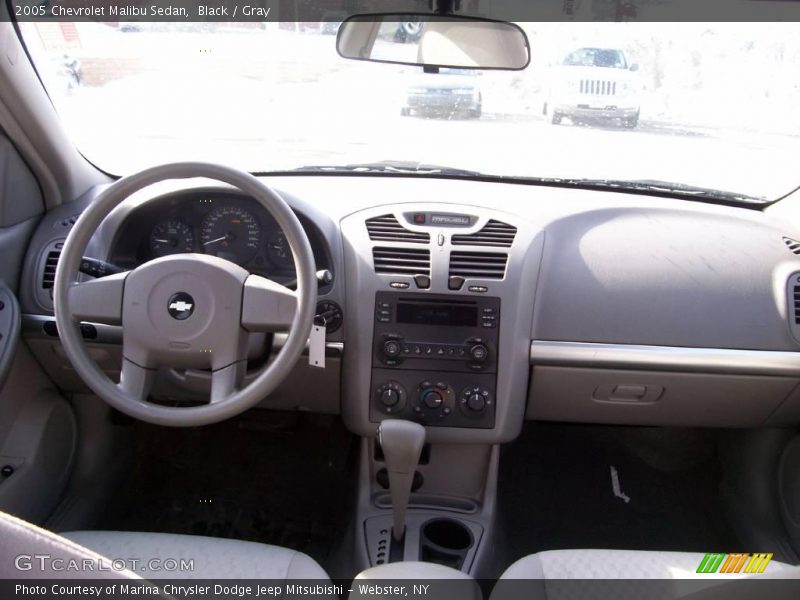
[381, 389, 400, 407]
[469, 343, 489, 362]
[467, 393, 486, 412]
[422, 390, 444, 409]
[374, 381, 407, 414]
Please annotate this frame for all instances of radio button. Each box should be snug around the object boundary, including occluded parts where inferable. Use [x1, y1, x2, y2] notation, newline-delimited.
[383, 340, 402, 358]
[470, 344, 489, 362]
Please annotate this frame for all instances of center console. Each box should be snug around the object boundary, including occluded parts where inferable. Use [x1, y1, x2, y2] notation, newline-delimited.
[371, 292, 499, 429]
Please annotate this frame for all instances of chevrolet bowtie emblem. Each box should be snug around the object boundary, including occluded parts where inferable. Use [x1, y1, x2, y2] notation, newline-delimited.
[167, 292, 195, 320]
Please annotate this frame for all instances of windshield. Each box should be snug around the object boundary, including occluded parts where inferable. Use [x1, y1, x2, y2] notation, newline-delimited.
[18, 21, 800, 201]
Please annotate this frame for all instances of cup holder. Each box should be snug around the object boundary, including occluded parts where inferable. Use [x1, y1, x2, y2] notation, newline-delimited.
[419, 518, 473, 570]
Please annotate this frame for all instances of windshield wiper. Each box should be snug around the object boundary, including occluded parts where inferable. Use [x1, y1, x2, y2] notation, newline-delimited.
[290, 160, 484, 177]
[524, 177, 766, 205]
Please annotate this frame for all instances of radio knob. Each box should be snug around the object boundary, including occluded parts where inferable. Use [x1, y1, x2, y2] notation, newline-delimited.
[381, 388, 400, 407]
[383, 340, 402, 358]
[467, 393, 486, 412]
[469, 343, 489, 362]
[422, 389, 444, 409]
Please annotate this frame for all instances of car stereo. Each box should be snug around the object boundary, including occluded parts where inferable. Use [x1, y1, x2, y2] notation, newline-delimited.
[371, 292, 500, 429]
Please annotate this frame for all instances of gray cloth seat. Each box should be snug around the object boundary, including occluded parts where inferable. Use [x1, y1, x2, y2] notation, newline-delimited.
[499, 549, 795, 579]
[0, 509, 327, 580]
[492, 550, 800, 600]
[61, 530, 329, 580]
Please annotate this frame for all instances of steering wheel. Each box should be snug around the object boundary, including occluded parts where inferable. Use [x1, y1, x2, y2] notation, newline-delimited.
[53, 163, 317, 427]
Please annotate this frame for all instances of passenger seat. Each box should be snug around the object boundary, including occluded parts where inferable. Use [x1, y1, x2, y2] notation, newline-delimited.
[497, 549, 796, 579]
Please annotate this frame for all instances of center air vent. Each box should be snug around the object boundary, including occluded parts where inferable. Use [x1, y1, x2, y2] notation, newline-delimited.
[366, 214, 429, 243]
[783, 237, 800, 255]
[449, 251, 508, 280]
[373, 247, 430, 276]
[451, 220, 517, 247]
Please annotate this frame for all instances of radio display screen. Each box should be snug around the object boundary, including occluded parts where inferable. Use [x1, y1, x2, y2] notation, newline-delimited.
[396, 302, 477, 327]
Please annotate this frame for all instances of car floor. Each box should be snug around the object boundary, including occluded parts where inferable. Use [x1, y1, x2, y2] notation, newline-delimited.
[96, 410, 359, 576]
[496, 423, 738, 569]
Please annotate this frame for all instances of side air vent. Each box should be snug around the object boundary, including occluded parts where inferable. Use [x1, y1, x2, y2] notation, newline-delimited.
[451, 220, 517, 247]
[784, 237, 800, 255]
[789, 277, 800, 325]
[373, 247, 431, 276]
[41, 249, 61, 289]
[449, 251, 508, 280]
[366, 214, 429, 243]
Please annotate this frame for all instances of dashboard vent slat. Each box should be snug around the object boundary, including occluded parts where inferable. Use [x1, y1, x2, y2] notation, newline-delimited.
[42, 250, 61, 289]
[366, 214, 429, 243]
[449, 251, 508, 280]
[373, 247, 431, 276]
[783, 236, 800, 255]
[452, 220, 516, 247]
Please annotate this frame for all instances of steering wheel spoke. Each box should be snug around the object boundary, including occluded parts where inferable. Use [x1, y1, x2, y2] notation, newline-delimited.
[241, 274, 298, 332]
[67, 271, 129, 326]
[210, 362, 246, 404]
[117, 358, 156, 404]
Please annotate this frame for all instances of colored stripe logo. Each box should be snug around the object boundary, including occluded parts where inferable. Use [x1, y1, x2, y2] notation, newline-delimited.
[696, 553, 773, 574]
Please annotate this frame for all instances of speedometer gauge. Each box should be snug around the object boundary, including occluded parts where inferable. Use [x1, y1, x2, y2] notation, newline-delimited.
[149, 220, 194, 258]
[200, 206, 261, 265]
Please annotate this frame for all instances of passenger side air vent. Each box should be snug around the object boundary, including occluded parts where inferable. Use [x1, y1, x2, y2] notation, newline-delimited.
[451, 220, 517, 247]
[41, 249, 61, 289]
[373, 247, 431, 276]
[449, 251, 508, 280]
[793, 283, 800, 325]
[366, 214, 429, 243]
[783, 236, 800, 255]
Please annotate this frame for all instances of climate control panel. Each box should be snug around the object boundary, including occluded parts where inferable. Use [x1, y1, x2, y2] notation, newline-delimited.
[371, 370, 496, 428]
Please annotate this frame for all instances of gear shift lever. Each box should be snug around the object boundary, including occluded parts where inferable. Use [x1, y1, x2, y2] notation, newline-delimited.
[377, 419, 426, 542]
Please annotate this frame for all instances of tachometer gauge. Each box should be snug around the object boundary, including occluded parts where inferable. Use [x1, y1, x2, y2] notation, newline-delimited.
[266, 230, 294, 269]
[149, 220, 194, 258]
[200, 206, 261, 265]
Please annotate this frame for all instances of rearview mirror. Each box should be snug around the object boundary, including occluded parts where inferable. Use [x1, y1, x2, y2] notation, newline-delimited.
[336, 14, 530, 71]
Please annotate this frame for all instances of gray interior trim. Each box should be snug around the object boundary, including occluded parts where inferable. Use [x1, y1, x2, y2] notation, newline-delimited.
[0, 283, 20, 388]
[531, 340, 800, 377]
[22, 315, 343, 357]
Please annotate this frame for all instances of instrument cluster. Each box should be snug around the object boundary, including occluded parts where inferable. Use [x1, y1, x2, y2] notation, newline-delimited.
[109, 191, 329, 284]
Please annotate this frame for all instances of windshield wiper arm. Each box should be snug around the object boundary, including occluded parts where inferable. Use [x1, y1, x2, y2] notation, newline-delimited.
[290, 160, 484, 177]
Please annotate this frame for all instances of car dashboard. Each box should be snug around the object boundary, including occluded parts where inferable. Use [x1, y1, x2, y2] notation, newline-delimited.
[16, 175, 800, 443]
